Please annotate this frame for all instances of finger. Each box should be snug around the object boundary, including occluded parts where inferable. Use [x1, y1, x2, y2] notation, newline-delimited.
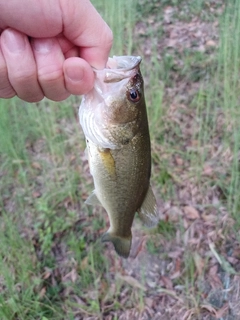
[0, 0, 113, 70]
[0, 42, 16, 98]
[0, 1, 62, 37]
[78, 24, 113, 69]
[63, 57, 94, 95]
[32, 38, 70, 101]
[1, 28, 44, 102]
[64, 47, 78, 59]
[60, 0, 113, 69]
[56, 34, 79, 59]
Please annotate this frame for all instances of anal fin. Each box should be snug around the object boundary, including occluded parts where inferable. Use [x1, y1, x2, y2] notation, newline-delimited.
[138, 186, 158, 227]
[85, 191, 102, 206]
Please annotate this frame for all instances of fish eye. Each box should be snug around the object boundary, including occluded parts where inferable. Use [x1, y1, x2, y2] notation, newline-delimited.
[127, 89, 141, 102]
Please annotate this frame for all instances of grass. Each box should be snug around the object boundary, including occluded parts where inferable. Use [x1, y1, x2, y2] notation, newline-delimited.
[1, 0, 240, 319]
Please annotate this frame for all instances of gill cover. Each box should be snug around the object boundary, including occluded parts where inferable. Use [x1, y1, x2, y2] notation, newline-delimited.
[79, 56, 142, 149]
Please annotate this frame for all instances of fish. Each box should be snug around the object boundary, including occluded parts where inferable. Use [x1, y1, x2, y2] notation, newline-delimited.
[79, 55, 158, 258]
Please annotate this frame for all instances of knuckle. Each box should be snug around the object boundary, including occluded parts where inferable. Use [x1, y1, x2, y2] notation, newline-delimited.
[12, 69, 37, 85]
[38, 67, 63, 84]
[0, 87, 15, 98]
[47, 92, 70, 102]
[19, 93, 44, 103]
[0, 67, 16, 98]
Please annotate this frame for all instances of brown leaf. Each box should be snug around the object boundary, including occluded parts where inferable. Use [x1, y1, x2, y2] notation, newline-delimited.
[203, 165, 213, 176]
[215, 303, 229, 319]
[161, 276, 173, 290]
[62, 268, 78, 283]
[32, 191, 41, 198]
[167, 206, 183, 222]
[39, 287, 46, 298]
[201, 304, 217, 315]
[202, 212, 216, 222]
[80, 256, 89, 270]
[31, 162, 42, 170]
[116, 274, 146, 291]
[42, 271, 51, 280]
[170, 271, 181, 279]
[208, 270, 223, 289]
[193, 253, 205, 276]
[206, 40, 217, 47]
[129, 236, 146, 259]
[183, 206, 200, 220]
[145, 297, 154, 308]
[182, 309, 196, 320]
[175, 156, 184, 166]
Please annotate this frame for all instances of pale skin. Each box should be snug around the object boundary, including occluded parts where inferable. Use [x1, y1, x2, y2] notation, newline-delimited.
[0, 0, 113, 102]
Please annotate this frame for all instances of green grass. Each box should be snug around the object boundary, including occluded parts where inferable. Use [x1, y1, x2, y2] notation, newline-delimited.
[1, 0, 240, 318]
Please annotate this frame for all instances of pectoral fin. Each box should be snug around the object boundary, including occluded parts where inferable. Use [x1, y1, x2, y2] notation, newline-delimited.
[102, 232, 132, 258]
[138, 186, 158, 227]
[85, 191, 102, 206]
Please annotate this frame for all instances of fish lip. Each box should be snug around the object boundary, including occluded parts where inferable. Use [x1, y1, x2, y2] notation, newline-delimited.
[93, 55, 142, 72]
[109, 55, 142, 71]
[92, 56, 142, 83]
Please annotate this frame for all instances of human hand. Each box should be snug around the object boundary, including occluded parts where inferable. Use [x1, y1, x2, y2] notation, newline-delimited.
[0, 0, 113, 102]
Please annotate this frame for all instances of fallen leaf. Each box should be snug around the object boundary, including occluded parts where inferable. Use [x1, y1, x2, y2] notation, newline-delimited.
[32, 191, 41, 198]
[39, 287, 46, 298]
[201, 304, 217, 315]
[175, 156, 184, 166]
[206, 40, 217, 47]
[170, 270, 181, 279]
[145, 297, 154, 308]
[215, 303, 229, 318]
[42, 270, 51, 280]
[194, 253, 205, 276]
[182, 309, 196, 320]
[183, 206, 200, 220]
[161, 276, 173, 290]
[31, 162, 42, 170]
[203, 165, 213, 176]
[129, 236, 146, 259]
[116, 274, 146, 291]
[80, 256, 89, 270]
[167, 206, 183, 222]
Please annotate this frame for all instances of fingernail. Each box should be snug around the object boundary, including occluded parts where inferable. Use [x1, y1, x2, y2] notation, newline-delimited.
[66, 65, 84, 82]
[3, 29, 26, 53]
[32, 38, 54, 54]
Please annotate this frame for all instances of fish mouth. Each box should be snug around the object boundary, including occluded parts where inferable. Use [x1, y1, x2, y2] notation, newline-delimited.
[107, 56, 142, 71]
[93, 56, 142, 84]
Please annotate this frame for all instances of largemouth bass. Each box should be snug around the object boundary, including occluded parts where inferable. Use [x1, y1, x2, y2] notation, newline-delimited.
[79, 56, 158, 258]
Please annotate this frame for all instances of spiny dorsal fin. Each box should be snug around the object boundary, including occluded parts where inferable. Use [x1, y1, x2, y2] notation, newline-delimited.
[85, 191, 102, 206]
[138, 186, 158, 227]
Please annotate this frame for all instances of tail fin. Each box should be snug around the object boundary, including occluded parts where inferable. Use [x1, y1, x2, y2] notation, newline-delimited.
[101, 232, 132, 258]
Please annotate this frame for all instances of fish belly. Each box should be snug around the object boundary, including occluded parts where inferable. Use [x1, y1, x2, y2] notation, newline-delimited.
[87, 133, 150, 237]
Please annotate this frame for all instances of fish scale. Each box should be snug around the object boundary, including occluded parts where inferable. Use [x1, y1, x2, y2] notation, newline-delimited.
[79, 56, 158, 258]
